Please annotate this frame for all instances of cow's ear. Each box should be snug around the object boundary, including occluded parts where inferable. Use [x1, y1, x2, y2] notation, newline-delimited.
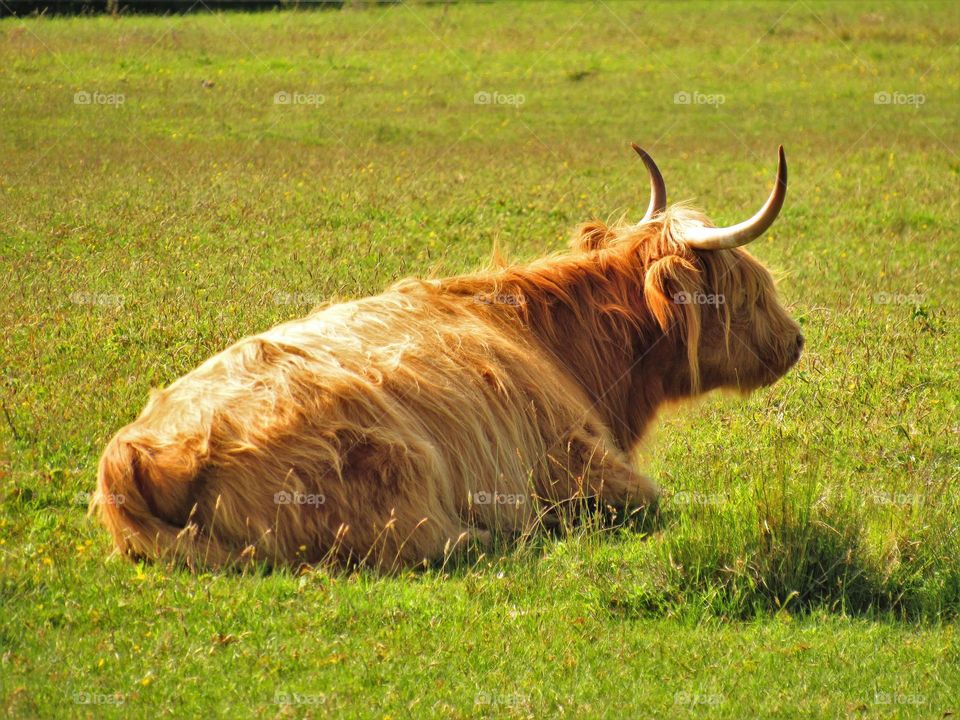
[644, 254, 703, 390]
[643, 255, 701, 332]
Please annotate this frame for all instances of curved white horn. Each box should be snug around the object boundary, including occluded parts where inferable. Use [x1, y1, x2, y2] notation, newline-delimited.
[631, 143, 667, 222]
[684, 145, 787, 250]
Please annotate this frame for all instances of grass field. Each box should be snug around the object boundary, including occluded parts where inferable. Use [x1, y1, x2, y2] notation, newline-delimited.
[2, 1, 959, 717]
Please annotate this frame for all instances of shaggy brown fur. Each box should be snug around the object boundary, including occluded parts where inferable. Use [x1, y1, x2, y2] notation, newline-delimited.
[92, 206, 802, 570]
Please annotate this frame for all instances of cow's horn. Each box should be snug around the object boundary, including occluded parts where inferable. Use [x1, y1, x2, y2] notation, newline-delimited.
[683, 146, 787, 250]
[632, 143, 667, 223]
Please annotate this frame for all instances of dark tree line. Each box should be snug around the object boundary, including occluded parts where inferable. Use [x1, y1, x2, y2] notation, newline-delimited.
[0, 0, 420, 17]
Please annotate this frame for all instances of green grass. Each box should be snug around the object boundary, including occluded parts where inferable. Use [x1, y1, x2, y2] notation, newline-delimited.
[2, 1, 959, 717]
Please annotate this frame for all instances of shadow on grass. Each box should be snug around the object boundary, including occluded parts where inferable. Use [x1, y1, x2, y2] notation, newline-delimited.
[104, 497, 956, 624]
[593, 502, 958, 623]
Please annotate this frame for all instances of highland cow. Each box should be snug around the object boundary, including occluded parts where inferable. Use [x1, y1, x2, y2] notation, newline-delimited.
[93, 145, 803, 570]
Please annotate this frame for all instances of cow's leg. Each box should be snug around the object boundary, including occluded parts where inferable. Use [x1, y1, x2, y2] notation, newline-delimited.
[545, 429, 659, 510]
